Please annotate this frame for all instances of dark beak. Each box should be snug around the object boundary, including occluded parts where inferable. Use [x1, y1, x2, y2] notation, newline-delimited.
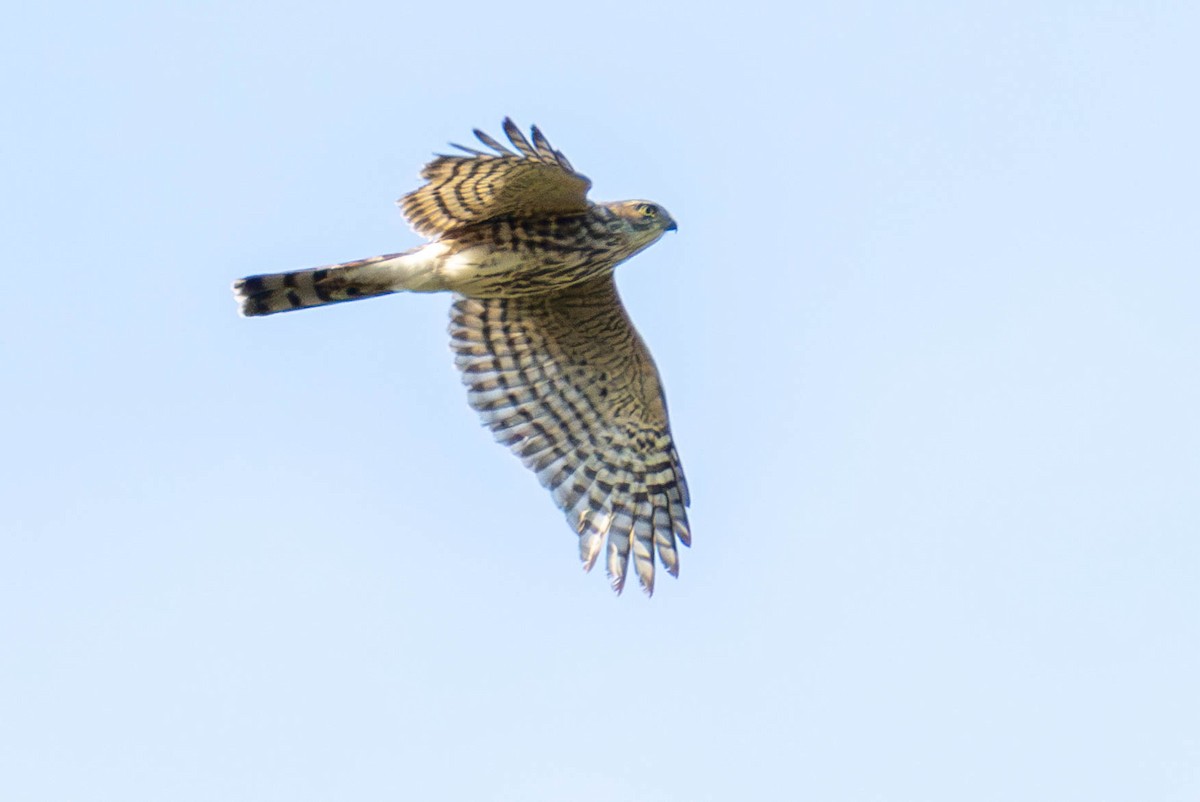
[666, 220, 678, 232]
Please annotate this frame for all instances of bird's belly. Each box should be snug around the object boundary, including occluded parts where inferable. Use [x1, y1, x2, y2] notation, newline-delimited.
[438, 244, 612, 298]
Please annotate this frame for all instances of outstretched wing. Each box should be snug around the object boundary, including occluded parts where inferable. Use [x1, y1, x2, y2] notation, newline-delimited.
[400, 118, 592, 238]
[449, 275, 690, 595]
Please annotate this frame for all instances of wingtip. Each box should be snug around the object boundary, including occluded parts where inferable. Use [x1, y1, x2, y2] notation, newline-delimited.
[501, 118, 539, 157]
[608, 568, 627, 595]
[676, 521, 692, 548]
[447, 142, 488, 157]
[580, 534, 603, 573]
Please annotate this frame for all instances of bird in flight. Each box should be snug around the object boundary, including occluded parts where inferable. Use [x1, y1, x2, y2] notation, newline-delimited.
[233, 119, 689, 594]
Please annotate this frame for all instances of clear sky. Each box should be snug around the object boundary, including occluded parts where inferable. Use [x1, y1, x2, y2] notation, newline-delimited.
[3, 2, 1198, 800]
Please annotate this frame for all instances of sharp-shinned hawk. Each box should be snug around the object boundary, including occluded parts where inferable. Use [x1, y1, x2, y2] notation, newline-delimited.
[233, 119, 689, 595]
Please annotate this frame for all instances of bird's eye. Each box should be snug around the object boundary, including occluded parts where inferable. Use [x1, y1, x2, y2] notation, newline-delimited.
[639, 204, 659, 217]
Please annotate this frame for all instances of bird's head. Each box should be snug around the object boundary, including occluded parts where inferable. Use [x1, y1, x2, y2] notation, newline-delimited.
[608, 200, 678, 243]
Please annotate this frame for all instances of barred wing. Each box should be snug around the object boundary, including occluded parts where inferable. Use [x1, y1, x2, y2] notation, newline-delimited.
[400, 118, 592, 238]
[449, 276, 690, 594]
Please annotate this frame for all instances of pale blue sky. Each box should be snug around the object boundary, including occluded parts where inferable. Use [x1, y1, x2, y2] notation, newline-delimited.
[3, 2, 1198, 800]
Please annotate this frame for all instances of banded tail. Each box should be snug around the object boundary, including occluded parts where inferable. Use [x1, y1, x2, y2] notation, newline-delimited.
[233, 245, 446, 317]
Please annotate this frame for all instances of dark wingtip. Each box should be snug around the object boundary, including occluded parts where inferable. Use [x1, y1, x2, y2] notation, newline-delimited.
[530, 124, 552, 154]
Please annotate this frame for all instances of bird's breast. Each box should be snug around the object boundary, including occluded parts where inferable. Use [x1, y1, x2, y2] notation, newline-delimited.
[436, 219, 631, 298]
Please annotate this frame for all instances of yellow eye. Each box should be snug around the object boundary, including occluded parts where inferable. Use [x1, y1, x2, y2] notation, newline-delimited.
[639, 203, 659, 217]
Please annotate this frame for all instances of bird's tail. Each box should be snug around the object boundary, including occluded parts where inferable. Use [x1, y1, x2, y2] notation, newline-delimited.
[233, 246, 444, 317]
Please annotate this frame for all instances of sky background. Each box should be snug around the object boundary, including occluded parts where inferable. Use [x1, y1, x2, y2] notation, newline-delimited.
[3, 2, 1198, 800]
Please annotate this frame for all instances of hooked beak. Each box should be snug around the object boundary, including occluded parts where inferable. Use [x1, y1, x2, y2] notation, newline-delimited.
[666, 220, 678, 232]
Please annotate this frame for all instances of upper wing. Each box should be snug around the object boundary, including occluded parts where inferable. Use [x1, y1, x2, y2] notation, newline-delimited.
[449, 275, 690, 595]
[399, 118, 592, 238]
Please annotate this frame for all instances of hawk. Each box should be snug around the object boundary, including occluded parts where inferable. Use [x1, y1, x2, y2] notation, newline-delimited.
[233, 119, 689, 595]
